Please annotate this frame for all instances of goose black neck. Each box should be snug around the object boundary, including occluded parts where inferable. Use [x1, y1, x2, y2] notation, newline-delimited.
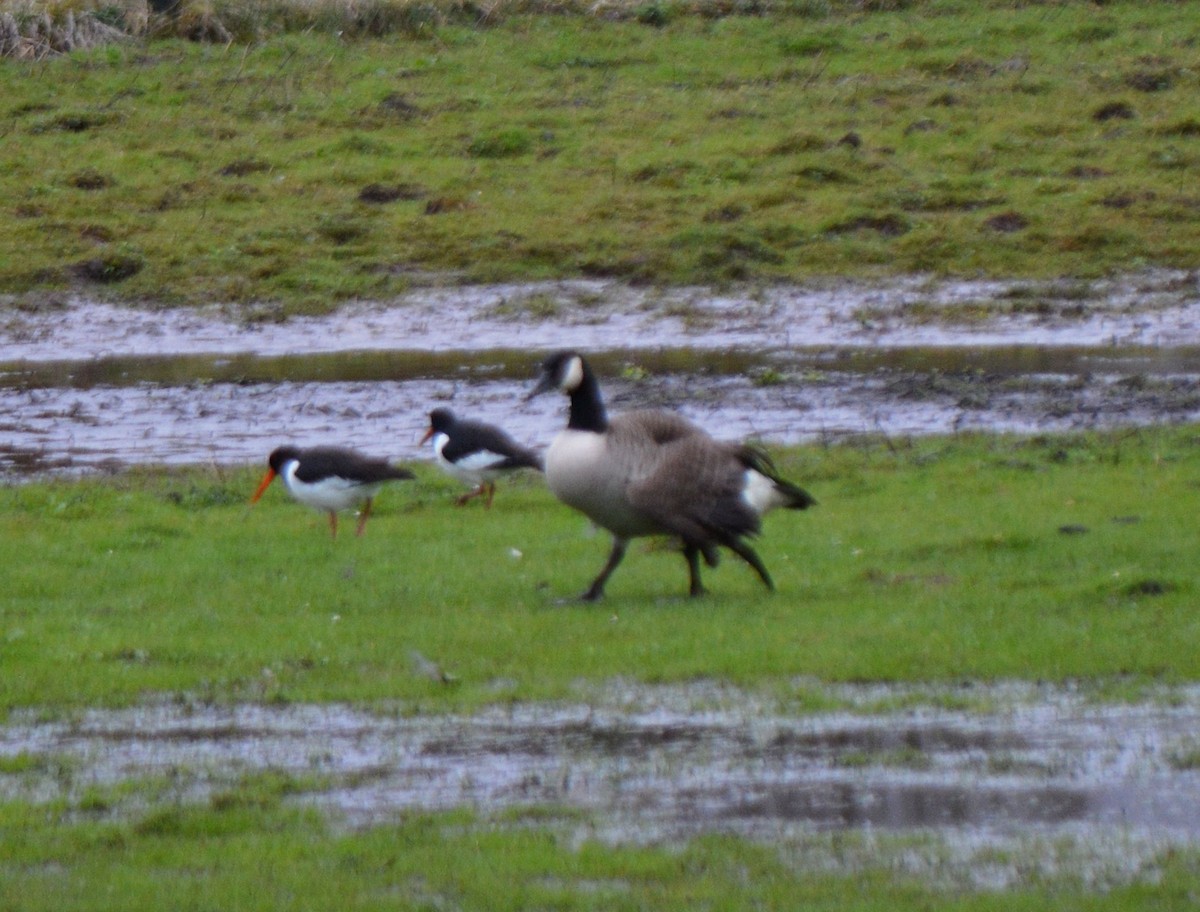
[567, 369, 608, 433]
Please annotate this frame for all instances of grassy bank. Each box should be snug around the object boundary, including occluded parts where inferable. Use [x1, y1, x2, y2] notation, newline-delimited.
[2, 1, 1199, 312]
[2, 427, 1197, 714]
[3, 801, 1199, 911]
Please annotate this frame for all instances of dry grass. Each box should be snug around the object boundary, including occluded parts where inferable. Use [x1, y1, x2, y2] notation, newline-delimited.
[0, 0, 907, 57]
[0, 0, 602, 56]
[0, 1, 138, 57]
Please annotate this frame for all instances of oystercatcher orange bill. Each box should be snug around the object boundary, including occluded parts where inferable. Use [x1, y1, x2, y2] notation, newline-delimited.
[249, 468, 277, 504]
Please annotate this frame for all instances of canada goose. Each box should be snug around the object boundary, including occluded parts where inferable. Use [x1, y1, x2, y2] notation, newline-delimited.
[250, 445, 414, 538]
[422, 407, 542, 507]
[528, 351, 816, 600]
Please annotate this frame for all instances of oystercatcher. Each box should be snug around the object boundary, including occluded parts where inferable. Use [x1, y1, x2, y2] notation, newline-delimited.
[250, 445, 414, 538]
[527, 351, 815, 600]
[422, 407, 542, 507]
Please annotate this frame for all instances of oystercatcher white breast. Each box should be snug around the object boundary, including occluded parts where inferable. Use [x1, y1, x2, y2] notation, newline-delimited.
[422, 407, 542, 507]
[250, 445, 414, 538]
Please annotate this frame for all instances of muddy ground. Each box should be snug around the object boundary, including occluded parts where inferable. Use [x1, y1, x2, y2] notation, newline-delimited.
[1, 272, 1199, 474]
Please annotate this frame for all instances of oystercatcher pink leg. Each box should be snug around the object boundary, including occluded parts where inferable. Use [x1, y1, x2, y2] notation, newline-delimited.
[355, 498, 374, 537]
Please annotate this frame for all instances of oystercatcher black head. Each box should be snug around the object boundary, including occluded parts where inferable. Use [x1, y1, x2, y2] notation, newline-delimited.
[421, 407, 542, 508]
[250, 445, 414, 538]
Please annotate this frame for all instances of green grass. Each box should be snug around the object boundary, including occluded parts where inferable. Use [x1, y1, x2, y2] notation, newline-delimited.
[3, 428, 1200, 906]
[3, 800, 1198, 912]
[3, 794, 1200, 910]
[2, 426, 1198, 714]
[2, 1, 1199, 312]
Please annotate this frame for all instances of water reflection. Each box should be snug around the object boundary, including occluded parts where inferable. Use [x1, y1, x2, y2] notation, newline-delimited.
[4, 693, 1200, 842]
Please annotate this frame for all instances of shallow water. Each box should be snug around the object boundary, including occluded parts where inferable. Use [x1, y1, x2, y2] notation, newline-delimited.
[3, 369, 1198, 475]
[2, 683, 1199, 889]
[3, 273, 1199, 362]
[3, 274, 1199, 475]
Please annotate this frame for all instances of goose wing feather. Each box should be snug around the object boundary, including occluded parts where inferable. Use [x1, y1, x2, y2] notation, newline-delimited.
[620, 423, 761, 546]
[612, 409, 706, 446]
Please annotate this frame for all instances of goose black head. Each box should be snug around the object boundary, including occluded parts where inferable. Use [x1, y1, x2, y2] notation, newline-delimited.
[527, 351, 587, 400]
[528, 351, 608, 432]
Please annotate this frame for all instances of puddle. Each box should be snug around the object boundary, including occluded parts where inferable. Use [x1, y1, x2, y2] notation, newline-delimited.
[2, 370, 1198, 475]
[2, 683, 1199, 889]
[3, 273, 1199, 362]
[1, 274, 1199, 476]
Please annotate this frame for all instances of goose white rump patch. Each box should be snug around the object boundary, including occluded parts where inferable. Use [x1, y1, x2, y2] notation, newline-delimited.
[741, 469, 786, 515]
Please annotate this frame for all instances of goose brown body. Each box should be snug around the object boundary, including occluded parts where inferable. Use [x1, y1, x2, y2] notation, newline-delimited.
[530, 351, 815, 600]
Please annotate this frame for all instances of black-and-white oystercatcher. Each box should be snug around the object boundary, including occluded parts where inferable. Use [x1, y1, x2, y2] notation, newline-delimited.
[250, 445, 414, 538]
[422, 407, 542, 507]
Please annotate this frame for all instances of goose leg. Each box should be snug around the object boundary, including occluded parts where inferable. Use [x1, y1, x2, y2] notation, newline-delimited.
[683, 544, 707, 597]
[327, 511, 339, 539]
[581, 537, 628, 602]
[725, 539, 775, 591]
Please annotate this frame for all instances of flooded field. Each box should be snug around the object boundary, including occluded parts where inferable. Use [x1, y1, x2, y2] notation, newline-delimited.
[3, 681, 1199, 889]
[2, 272, 1199, 475]
[3, 276, 1200, 888]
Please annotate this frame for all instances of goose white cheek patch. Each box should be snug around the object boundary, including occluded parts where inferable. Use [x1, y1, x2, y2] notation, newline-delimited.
[562, 355, 585, 392]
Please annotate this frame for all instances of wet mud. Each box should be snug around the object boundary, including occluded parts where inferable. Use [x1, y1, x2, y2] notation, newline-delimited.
[2, 368, 1199, 476]
[2, 683, 1199, 889]
[2, 272, 1199, 476]
[4, 272, 1199, 362]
